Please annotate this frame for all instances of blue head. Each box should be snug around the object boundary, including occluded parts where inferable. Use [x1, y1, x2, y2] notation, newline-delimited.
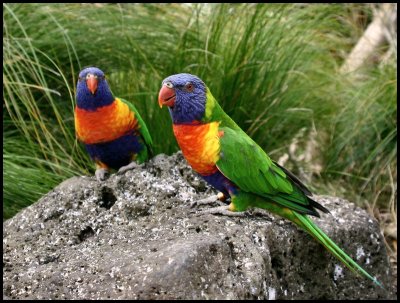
[158, 73, 207, 124]
[76, 67, 114, 111]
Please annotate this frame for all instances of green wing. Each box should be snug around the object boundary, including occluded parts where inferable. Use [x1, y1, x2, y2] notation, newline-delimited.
[216, 127, 327, 216]
[119, 97, 153, 155]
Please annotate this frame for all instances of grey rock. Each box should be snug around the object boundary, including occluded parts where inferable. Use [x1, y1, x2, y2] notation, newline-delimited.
[3, 152, 396, 299]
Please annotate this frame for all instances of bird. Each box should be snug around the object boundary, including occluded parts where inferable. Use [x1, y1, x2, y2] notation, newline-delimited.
[158, 72, 383, 288]
[75, 66, 153, 181]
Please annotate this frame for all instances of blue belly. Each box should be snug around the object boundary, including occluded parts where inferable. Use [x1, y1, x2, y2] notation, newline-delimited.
[201, 170, 238, 197]
[84, 131, 143, 170]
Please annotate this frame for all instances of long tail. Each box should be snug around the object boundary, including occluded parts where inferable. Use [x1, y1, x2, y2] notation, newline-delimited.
[292, 212, 384, 289]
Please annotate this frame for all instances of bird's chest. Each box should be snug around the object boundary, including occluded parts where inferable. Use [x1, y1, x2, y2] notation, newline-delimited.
[173, 122, 222, 175]
[75, 100, 137, 144]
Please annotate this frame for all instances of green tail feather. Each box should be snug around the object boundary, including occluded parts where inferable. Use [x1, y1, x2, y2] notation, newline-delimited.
[293, 212, 384, 289]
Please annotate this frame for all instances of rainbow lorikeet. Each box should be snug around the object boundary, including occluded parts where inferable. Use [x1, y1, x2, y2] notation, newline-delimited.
[158, 73, 383, 288]
[75, 67, 153, 181]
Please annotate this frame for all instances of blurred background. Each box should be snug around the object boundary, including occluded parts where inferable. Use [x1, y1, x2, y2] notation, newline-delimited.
[3, 3, 396, 273]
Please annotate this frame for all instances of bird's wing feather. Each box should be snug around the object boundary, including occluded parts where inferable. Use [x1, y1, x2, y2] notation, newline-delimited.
[216, 126, 323, 216]
[119, 98, 153, 153]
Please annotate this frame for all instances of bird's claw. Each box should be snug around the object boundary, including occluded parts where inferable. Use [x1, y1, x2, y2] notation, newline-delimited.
[117, 162, 140, 175]
[190, 194, 219, 208]
[190, 192, 227, 208]
[95, 168, 109, 182]
[194, 205, 247, 217]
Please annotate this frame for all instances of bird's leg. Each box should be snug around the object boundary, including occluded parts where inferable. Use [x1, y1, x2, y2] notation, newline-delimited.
[190, 192, 226, 208]
[195, 205, 246, 217]
[95, 168, 109, 181]
[117, 161, 139, 175]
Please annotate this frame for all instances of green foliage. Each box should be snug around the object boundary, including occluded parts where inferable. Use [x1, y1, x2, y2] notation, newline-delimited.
[323, 63, 397, 208]
[3, 3, 397, 219]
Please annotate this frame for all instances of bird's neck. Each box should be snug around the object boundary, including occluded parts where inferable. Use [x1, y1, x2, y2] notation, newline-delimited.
[172, 120, 203, 126]
[202, 97, 242, 131]
[76, 88, 114, 111]
[172, 121, 221, 176]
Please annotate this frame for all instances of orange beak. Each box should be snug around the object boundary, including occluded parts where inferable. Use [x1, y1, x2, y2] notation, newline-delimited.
[158, 85, 176, 108]
[86, 74, 98, 95]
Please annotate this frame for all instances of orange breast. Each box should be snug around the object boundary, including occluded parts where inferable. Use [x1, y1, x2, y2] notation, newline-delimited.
[173, 122, 221, 176]
[75, 98, 137, 144]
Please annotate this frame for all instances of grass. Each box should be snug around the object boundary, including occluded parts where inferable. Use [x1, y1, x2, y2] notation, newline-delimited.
[3, 3, 397, 225]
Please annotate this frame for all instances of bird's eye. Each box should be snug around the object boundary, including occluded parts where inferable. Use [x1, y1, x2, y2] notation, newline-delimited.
[86, 74, 97, 79]
[165, 81, 173, 88]
[185, 82, 194, 92]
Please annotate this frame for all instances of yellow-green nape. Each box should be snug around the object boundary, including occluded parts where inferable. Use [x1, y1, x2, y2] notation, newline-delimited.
[204, 88, 216, 120]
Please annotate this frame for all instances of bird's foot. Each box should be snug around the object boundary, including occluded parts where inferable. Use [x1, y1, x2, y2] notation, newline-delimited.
[95, 168, 109, 181]
[190, 192, 226, 208]
[117, 162, 139, 175]
[194, 205, 246, 217]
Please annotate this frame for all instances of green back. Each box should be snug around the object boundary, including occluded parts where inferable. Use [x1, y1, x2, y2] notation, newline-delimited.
[204, 89, 319, 215]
